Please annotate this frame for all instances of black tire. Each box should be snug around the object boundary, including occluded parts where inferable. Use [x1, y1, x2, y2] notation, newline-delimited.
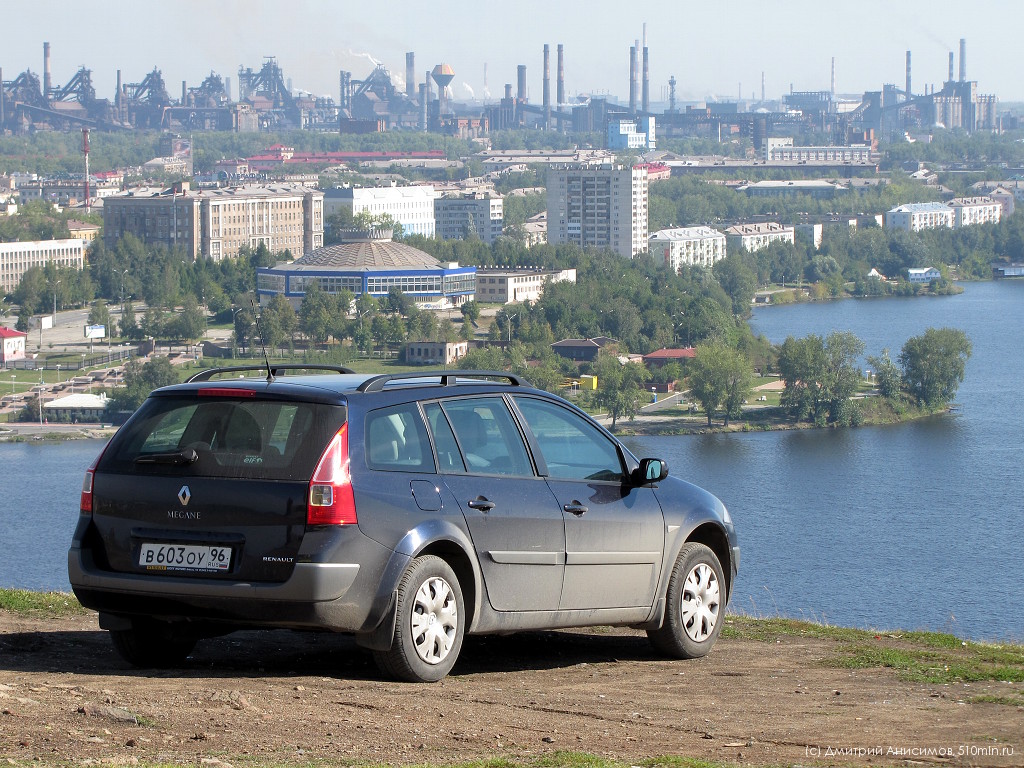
[373, 555, 465, 682]
[648, 542, 726, 659]
[109, 619, 197, 668]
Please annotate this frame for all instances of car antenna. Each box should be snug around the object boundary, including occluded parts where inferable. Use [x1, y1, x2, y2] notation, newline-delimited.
[249, 297, 275, 383]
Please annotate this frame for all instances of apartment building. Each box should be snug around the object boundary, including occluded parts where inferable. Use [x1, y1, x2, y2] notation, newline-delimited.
[434, 192, 504, 244]
[649, 226, 727, 270]
[724, 222, 795, 253]
[546, 163, 649, 259]
[948, 197, 1002, 228]
[475, 267, 576, 304]
[884, 202, 955, 232]
[103, 183, 324, 260]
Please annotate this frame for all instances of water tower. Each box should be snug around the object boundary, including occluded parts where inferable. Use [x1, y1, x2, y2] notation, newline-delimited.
[431, 63, 455, 115]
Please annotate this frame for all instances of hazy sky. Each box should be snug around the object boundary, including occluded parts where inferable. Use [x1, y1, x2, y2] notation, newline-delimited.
[7, 0, 1024, 105]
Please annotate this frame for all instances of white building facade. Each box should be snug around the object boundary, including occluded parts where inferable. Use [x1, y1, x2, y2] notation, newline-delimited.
[475, 267, 577, 304]
[325, 185, 436, 238]
[724, 223, 795, 253]
[948, 197, 1002, 228]
[884, 203, 955, 232]
[547, 163, 649, 259]
[0, 238, 85, 294]
[434, 192, 504, 244]
[649, 226, 727, 270]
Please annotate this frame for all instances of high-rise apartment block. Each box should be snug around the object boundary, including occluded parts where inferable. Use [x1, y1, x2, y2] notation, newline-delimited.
[546, 163, 648, 259]
[434, 192, 504, 244]
[324, 185, 436, 238]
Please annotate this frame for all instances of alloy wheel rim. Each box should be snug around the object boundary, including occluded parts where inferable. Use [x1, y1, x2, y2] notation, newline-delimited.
[411, 576, 458, 664]
[680, 562, 720, 642]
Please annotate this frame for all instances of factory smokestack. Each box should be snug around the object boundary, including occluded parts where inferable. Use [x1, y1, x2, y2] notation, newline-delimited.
[628, 45, 637, 111]
[43, 42, 51, 98]
[406, 53, 415, 100]
[761, 71, 766, 103]
[419, 83, 427, 131]
[949, 51, 955, 83]
[668, 75, 676, 113]
[543, 44, 551, 124]
[905, 50, 911, 98]
[182, 80, 187, 105]
[959, 38, 966, 82]
[517, 64, 527, 103]
[116, 69, 122, 114]
[831, 57, 836, 97]
[424, 70, 432, 104]
[641, 24, 649, 113]
[557, 44, 565, 105]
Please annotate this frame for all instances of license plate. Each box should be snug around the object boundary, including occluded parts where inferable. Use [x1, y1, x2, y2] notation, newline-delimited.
[139, 543, 232, 572]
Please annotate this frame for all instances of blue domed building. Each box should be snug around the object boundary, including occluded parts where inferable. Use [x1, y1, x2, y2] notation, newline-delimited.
[257, 229, 476, 309]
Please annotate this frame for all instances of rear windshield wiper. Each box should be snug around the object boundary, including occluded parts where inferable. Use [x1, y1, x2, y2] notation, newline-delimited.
[134, 448, 199, 466]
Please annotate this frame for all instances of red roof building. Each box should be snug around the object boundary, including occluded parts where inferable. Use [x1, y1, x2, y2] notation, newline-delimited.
[643, 347, 696, 367]
[0, 326, 28, 364]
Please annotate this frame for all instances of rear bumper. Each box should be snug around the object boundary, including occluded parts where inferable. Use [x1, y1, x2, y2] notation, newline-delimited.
[68, 541, 385, 632]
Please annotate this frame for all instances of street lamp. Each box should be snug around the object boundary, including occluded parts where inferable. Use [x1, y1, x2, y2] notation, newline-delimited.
[119, 269, 129, 324]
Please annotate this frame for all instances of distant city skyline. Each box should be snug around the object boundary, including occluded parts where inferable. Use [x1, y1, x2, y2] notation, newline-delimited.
[8, 0, 1024, 106]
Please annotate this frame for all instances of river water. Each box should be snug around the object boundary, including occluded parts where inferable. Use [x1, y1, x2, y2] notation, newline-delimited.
[1, 281, 1021, 641]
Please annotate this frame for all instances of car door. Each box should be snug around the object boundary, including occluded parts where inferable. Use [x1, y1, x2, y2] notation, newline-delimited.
[426, 397, 565, 612]
[512, 396, 665, 611]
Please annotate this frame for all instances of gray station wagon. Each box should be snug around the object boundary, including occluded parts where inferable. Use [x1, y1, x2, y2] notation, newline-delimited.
[69, 366, 739, 682]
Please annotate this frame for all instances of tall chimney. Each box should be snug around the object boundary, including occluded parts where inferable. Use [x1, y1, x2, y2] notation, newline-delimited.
[641, 24, 650, 113]
[543, 44, 551, 118]
[557, 44, 565, 105]
[669, 75, 676, 113]
[761, 71, 766, 103]
[406, 53, 415, 100]
[628, 45, 637, 111]
[424, 70, 432, 104]
[905, 50, 912, 98]
[43, 42, 52, 98]
[504, 83, 512, 100]
[225, 76, 231, 102]
[517, 64, 527, 103]
[831, 57, 836, 96]
[959, 38, 966, 82]
[116, 69, 122, 112]
[182, 80, 187, 104]
[419, 83, 427, 130]
[949, 51, 955, 83]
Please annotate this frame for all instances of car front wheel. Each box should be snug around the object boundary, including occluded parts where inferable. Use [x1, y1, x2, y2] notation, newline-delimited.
[648, 542, 726, 659]
[373, 555, 465, 682]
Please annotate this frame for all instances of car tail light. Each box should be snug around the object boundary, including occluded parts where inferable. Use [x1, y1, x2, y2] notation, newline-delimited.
[80, 446, 107, 515]
[308, 423, 357, 526]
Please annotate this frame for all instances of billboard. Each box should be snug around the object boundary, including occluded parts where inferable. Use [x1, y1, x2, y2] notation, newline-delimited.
[84, 324, 106, 340]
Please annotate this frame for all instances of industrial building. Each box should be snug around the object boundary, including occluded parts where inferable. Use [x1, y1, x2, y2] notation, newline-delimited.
[724, 223, 795, 253]
[607, 117, 656, 150]
[434, 192, 504, 244]
[546, 163, 649, 259]
[324, 185, 436, 238]
[256, 229, 475, 310]
[0, 238, 85, 294]
[474, 267, 576, 304]
[649, 227, 727, 271]
[102, 182, 324, 261]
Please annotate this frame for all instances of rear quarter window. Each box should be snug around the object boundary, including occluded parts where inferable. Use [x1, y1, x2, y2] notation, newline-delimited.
[100, 396, 345, 482]
[365, 403, 434, 472]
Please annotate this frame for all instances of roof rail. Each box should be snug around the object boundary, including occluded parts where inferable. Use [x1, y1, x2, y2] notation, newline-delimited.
[357, 370, 531, 393]
[186, 364, 356, 383]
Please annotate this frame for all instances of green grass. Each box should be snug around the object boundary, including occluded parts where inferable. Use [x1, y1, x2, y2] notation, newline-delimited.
[723, 616, 1024, 686]
[0, 588, 86, 616]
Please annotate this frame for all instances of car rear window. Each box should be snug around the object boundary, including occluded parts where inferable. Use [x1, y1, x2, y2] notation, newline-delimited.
[99, 395, 345, 481]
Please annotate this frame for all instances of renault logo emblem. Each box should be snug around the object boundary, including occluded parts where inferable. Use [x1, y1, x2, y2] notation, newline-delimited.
[178, 486, 191, 506]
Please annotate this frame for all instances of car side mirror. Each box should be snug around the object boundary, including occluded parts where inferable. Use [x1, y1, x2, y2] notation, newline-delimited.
[633, 458, 668, 486]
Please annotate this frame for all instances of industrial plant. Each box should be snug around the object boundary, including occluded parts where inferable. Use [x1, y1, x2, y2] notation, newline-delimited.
[0, 34, 1006, 141]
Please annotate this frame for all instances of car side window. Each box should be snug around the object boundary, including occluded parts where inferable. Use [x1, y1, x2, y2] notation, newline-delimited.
[365, 403, 433, 472]
[440, 397, 533, 477]
[423, 402, 466, 473]
[514, 396, 626, 482]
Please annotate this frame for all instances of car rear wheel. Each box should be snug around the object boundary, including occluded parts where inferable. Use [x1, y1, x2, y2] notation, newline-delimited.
[373, 555, 465, 682]
[109, 619, 197, 668]
[648, 543, 725, 659]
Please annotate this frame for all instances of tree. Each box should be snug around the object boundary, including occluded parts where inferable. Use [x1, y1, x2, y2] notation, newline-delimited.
[119, 300, 139, 340]
[88, 301, 111, 330]
[594, 355, 650, 430]
[299, 280, 335, 345]
[460, 300, 480, 326]
[106, 356, 179, 414]
[867, 349, 901, 400]
[822, 331, 866, 422]
[777, 334, 827, 422]
[712, 253, 758, 316]
[899, 328, 972, 408]
[688, 342, 752, 427]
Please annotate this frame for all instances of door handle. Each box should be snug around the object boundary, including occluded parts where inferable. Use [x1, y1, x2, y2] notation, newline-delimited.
[468, 497, 496, 512]
[563, 501, 588, 516]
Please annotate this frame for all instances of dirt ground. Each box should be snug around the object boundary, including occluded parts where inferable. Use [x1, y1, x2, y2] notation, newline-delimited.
[1, 611, 1020, 767]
